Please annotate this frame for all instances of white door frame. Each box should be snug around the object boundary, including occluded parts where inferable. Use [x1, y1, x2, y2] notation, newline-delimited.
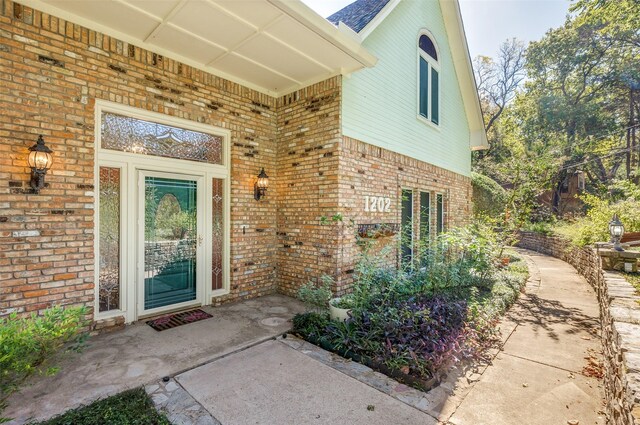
[94, 100, 231, 324]
[137, 169, 205, 318]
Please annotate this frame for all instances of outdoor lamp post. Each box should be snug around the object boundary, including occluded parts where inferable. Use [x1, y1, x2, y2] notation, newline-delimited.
[609, 214, 625, 252]
[254, 168, 269, 200]
[27, 135, 53, 193]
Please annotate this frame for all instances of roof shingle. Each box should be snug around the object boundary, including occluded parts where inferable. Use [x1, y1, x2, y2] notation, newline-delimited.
[327, 0, 391, 33]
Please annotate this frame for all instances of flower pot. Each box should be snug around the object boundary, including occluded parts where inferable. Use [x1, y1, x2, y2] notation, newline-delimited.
[329, 298, 351, 322]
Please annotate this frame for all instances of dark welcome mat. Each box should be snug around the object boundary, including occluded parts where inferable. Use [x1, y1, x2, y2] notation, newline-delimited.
[146, 309, 212, 331]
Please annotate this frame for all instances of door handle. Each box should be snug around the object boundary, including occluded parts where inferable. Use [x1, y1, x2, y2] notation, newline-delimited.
[198, 236, 203, 246]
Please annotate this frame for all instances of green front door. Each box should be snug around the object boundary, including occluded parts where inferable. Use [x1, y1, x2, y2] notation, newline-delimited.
[141, 173, 200, 312]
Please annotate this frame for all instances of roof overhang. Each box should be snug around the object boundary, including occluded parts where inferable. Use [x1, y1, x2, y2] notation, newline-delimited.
[16, 0, 377, 97]
[439, 0, 488, 150]
[345, 0, 488, 150]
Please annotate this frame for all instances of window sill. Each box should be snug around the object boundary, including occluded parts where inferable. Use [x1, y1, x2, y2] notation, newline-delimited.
[417, 114, 441, 131]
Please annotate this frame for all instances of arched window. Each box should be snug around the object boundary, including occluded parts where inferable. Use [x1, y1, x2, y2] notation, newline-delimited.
[418, 32, 439, 125]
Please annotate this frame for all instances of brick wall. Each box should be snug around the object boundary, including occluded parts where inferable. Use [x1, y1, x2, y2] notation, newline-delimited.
[335, 137, 472, 292]
[518, 231, 640, 425]
[0, 0, 475, 324]
[275, 78, 343, 295]
[0, 0, 278, 322]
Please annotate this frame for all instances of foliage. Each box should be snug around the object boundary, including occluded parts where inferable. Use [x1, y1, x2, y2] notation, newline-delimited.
[555, 194, 640, 246]
[1, 306, 87, 422]
[471, 172, 507, 217]
[292, 312, 330, 341]
[293, 222, 529, 384]
[297, 275, 333, 313]
[34, 387, 170, 425]
[521, 220, 555, 235]
[473, 38, 526, 133]
[347, 295, 471, 378]
[330, 294, 355, 310]
[473, 1, 640, 218]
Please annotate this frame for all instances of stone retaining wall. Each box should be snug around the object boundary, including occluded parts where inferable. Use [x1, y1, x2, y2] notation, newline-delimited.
[517, 231, 640, 425]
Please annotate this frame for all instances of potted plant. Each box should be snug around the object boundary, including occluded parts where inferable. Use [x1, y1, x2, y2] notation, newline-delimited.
[329, 294, 355, 322]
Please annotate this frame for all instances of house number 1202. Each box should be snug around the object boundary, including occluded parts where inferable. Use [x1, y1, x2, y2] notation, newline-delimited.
[364, 196, 391, 212]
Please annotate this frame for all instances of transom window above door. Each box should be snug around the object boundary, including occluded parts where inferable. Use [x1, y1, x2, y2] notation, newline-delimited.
[101, 112, 224, 165]
[418, 31, 440, 126]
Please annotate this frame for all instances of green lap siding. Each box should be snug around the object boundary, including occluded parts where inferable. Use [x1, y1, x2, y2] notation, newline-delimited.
[342, 0, 471, 176]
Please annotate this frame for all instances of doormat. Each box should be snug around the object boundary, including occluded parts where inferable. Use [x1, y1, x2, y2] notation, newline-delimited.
[146, 309, 212, 331]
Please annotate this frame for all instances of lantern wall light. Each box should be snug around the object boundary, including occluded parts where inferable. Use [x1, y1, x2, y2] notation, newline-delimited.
[609, 214, 625, 252]
[27, 135, 54, 193]
[254, 168, 269, 201]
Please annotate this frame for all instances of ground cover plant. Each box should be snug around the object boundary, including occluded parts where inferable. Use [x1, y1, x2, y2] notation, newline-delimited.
[293, 220, 528, 388]
[33, 387, 170, 425]
[1, 306, 87, 423]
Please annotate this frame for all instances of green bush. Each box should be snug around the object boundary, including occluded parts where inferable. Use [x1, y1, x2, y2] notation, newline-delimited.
[1, 306, 87, 422]
[471, 172, 507, 217]
[555, 194, 640, 246]
[297, 275, 333, 313]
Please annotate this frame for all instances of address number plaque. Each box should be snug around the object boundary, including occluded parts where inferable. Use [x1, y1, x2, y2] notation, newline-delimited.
[363, 195, 392, 212]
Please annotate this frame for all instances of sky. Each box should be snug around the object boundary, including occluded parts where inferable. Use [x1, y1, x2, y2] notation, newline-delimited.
[301, 0, 572, 59]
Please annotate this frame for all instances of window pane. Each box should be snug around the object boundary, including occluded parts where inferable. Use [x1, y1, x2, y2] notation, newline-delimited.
[101, 112, 223, 165]
[420, 192, 430, 241]
[419, 34, 438, 61]
[99, 167, 121, 312]
[401, 189, 414, 264]
[436, 194, 444, 234]
[431, 68, 439, 125]
[144, 177, 197, 310]
[212, 178, 224, 291]
[419, 57, 429, 118]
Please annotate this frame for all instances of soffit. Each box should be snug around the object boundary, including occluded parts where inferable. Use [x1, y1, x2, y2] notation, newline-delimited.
[18, 0, 377, 96]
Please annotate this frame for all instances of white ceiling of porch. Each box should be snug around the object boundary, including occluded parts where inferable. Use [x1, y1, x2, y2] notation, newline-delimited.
[23, 0, 376, 95]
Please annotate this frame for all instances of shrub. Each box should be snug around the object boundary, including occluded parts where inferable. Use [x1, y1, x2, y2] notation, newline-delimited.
[1, 306, 87, 422]
[555, 194, 640, 246]
[292, 312, 330, 340]
[471, 172, 507, 217]
[297, 275, 333, 313]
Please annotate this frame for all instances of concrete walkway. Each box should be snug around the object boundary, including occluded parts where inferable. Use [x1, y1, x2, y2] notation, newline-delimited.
[446, 250, 606, 425]
[6, 295, 305, 424]
[147, 250, 606, 425]
[8, 252, 606, 424]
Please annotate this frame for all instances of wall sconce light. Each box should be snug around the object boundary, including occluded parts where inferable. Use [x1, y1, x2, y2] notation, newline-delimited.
[27, 135, 54, 193]
[609, 214, 625, 251]
[254, 168, 269, 201]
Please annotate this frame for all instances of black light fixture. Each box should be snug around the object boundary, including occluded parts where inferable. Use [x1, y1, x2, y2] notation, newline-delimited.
[609, 214, 625, 251]
[27, 135, 53, 193]
[254, 168, 269, 201]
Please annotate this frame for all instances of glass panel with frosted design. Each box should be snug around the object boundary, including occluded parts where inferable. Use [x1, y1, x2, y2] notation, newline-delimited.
[101, 112, 223, 165]
[99, 167, 121, 312]
[212, 178, 224, 291]
[144, 177, 197, 310]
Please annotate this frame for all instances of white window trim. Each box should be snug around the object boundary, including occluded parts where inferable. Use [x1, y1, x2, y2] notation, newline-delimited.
[93, 100, 231, 324]
[416, 29, 441, 129]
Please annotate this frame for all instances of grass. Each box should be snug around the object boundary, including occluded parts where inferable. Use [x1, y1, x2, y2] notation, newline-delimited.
[33, 388, 170, 425]
[623, 273, 640, 294]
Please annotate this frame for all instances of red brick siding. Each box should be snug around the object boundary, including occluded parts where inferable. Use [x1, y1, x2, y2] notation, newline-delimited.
[0, 0, 278, 321]
[335, 136, 472, 292]
[275, 78, 343, 296]
[0, 0, 473, 323]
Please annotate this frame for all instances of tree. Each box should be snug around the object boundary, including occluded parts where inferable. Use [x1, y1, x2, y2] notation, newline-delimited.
[473, 38, 526, 134]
